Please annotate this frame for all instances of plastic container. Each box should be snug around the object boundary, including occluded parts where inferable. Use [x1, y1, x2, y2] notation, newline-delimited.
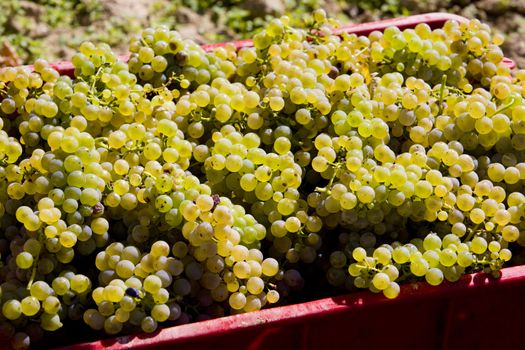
[48, 12, 522, 350]
[56, 265, 525, 350]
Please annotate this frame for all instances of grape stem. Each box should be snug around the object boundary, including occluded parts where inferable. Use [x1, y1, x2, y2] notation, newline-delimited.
[437, 75, 447, 115]
[463, 224, 479, 243]
[355, 263, 381, 273]
[90, 66, 104, 95]
[143, 171, 157, 180]
[296, 228, 308, 238]
[140, 38, 150, 48]
[315, 162, 342, 194]
[94, 136, 109, 149]
[489, 96, 517, 117]
[27, 228, 44, 289]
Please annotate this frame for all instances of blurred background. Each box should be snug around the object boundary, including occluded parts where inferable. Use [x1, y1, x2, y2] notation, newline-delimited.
[0, 0, 524, 68]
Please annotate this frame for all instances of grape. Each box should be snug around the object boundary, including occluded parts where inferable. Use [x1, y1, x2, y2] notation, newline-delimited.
[16, 252, 34, 269]
[2, 300, 22, 320]
[143, 275, 162, 294]
[372, 247, 391, 265]
[425, 268, 444, 286]
[104, 316, 123, 335]
[229, 292, 247, 310]
[30, 281, 53, 301]
[52, 277, 70, 295]
[42, 296, 61, 314]
[151, 304, 170, 322]
[383, 282, 400, 299]
[471, 237, 488, 254]
[20, 297, 40, 316]
[261, 258, 279, 276]
[70, 275, 91, 294]
[410, 258, 429, 277]
[372, 273, 391, 290]
[11, 332, 31, 350]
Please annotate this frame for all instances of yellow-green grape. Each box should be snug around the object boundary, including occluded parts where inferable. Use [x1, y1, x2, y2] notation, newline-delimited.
[52, 277, 70, 296]
[502, 225, 519, 242]
[151, 304, 170, 322]
[108, 130, 127, 149]
[16, 252, 34, 269]
[41, 313, 63, 331]
[373, 247, 391, 265]
[267, 290, 280, 303]
[439, 249, 457, 267]
[357, 186, 375, 204]
[2, 300, 22, 320]
[43, 296, 61, 314]
[261, 258, 279, 277]
[70, 275, 91, 294]
[392, 246, 410, 264]
[372, 272, 391, 290]
[471, 236, 488, 254]
[30, 281, 53, 301]
[20, 296, 40, 317]
[423, 233, 441, 251]
[104, 285, 125, 303]
[352, 247, 367, 262]
[229, 292, 246, 310]
[144, 275, 162, 294]
[383, 282, 400, 299]
[425, 268, 444, 286]
[410, 258, 429, 277]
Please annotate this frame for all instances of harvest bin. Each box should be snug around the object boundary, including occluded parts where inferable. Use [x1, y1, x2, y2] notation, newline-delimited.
[57, 266, 525, 350]
[44, 13, 524, 350]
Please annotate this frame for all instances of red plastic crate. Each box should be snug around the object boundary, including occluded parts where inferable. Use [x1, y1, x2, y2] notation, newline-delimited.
[46, 12, 522, 350]
[56, 265, 525, 350]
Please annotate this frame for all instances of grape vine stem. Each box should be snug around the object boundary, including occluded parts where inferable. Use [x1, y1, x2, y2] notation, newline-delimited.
[27, 229, 44, 289]
[315, 162, 342, 194]
[438, 75, 447, 115]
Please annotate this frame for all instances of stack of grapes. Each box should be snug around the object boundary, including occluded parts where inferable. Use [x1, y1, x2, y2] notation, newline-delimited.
[1, 10, 524, 349]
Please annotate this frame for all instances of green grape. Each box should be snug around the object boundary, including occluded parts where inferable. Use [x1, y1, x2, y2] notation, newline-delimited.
[229, 292, 247, 310]
[16, 252, 34, 269]
[471, 236, 488, 254]
[425, 268, 444, 286]
[2, 300, 22, 320]
[43, 296, 61, 314]
[371, 272, 391, 290]
[70, 275, 91, 294]
[410, 258, 429, 277]
[41, 313, 63, 331]
[383, 282, 400, 299]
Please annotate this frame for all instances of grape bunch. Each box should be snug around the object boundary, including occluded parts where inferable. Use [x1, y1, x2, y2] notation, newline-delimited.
[0, 9, 525, 350]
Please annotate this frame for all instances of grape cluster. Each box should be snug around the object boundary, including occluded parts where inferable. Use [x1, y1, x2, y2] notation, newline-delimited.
[87, 241, 181, 334]
[347, 232, 511, 298]
[1, 9, 525, 350]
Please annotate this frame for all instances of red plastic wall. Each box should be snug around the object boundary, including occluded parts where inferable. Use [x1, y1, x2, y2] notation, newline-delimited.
[56, 265, 525, 350]
[47, 12, 522, 350]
